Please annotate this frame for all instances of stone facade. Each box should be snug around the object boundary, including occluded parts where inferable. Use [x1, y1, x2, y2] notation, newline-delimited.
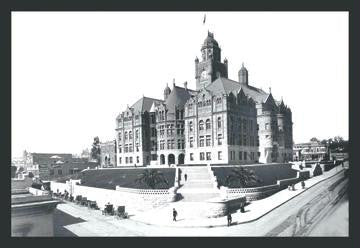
[115, 32, 293, 166]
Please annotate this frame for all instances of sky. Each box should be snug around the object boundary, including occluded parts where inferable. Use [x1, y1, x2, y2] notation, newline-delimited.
[11, 12, 349, 158]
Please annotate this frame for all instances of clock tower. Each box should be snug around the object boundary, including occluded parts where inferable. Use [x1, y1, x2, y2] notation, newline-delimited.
[195, 31, 228, 90]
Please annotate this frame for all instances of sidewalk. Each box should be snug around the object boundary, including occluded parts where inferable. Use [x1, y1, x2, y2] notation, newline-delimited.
[129, 166, 346, 228]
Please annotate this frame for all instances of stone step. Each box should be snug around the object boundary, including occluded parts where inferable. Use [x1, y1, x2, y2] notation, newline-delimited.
[179, 193, 220, 202]
[180, 183, 214, 189]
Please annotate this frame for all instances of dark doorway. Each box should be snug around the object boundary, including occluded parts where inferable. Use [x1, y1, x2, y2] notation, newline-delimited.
[168, 154, 175, 164]
[178, 153, 185, 165]
[160, 154, 165, 165]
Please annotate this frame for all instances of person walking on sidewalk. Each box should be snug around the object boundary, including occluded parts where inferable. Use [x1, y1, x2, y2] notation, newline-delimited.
[227, 213, 232, 226]
[301, 180, 305, 189]
[184, 174, 188, 182]
[173, 208, 178, 221]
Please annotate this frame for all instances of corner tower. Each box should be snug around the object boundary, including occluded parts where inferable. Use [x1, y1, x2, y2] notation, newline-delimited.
[195, 31, 228, 90]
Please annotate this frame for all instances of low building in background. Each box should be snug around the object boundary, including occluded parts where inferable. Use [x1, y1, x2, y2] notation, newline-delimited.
[293, 141, 329, 161]
[99, 140, 117, 167]
[21, 152, 97, 180]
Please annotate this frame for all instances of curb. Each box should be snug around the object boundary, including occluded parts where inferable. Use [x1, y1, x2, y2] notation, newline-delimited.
[129, 168, 346, 228]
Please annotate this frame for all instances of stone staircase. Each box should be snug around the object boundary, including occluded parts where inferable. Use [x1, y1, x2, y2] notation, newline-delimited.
[177, 166, 220, 202]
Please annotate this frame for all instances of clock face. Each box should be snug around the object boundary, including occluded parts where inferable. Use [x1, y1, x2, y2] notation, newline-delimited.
[201, 70, 208, 80]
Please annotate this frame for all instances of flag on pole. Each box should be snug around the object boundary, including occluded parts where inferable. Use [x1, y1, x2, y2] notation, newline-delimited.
[203, 14, 206, 25]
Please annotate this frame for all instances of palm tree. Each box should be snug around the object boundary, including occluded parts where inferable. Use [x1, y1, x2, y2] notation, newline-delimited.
[225, 166, 261, 188]
[135, 169, 169, 189]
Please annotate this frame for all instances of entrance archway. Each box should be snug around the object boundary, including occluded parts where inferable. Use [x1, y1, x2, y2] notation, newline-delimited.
[168, 154, 175, 165]
[160, 154, 165, 165]
[178, 153, 185, 165]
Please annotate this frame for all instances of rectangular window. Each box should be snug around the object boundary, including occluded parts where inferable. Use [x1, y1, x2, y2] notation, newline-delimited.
[118, 145, 122, 153]
[136, 143, 139, 152]
[218, 151, 222, 160]
[206, 135, 211, 146]
[190, 153, 194, 161]
[239, 151, 243, 160]
[200, 152, 205, 161]
[177, 139, 181, 149]
[125, 157, 128, 164]
[136, 156, 139, 163]
[129, 157, 133, 163]
[244, 152, 248, 160]
[189, 137, 194, 148]
[258, 152, 261, 157]
[217, 134, 222, 145]
[119, 157, 122, 164]
[243, 135, 247, 146]
[199, 136, 204, 147]
[206, 152, 211, 160]
[58, 169, 62, 175]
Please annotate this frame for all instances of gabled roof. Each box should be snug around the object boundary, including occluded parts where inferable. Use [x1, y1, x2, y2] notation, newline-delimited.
[131, 96, 164, 114]
[205, 77, 269, 103]
[165, 85, 193, 112]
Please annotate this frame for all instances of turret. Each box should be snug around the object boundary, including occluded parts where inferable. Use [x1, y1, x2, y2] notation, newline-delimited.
[238, 63, 249, 85]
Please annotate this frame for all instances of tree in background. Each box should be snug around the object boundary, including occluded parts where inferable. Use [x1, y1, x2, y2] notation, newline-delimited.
[90, 136, 101, 163]
[310, 137, 319, 142]
[329, 136, 348, 153]
[28, 172, 34, 178]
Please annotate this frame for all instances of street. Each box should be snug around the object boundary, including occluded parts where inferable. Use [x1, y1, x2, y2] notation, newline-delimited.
[54, 169, 348, 236]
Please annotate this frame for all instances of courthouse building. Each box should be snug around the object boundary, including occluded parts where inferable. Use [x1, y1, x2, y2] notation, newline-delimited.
[115, 32, 293, 166]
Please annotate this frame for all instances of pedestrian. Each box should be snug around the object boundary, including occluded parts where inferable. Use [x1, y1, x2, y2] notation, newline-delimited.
[173, 208, 178, 221]
[184, 174, 188, 182]
[301, 181, 305, 189]
[240, 202, 245, 213]
[134, 163, 137, 168]
[227, 213, 232, 226]
[291, 184, 295, 191]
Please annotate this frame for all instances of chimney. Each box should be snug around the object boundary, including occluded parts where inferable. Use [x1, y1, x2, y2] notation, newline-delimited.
[173, 78, 175, 87]
[184, 81, 188, 90]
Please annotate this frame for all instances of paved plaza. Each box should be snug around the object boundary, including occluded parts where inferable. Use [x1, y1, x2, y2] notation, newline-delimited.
[54, 166, 348, 236]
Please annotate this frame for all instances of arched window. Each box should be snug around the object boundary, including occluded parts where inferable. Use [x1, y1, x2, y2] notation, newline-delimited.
[124, 131, 128, 140]
[189, 121, 193, 132]
[129, 131, 133, 139]
[135, 129, 139, 140]
[199, 120, 204, 131]
[217, 117, 221, 129]
[206, 119, 211, 129]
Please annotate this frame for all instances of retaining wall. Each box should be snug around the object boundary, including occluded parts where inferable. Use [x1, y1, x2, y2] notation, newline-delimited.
[50, 180, 177, 212]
